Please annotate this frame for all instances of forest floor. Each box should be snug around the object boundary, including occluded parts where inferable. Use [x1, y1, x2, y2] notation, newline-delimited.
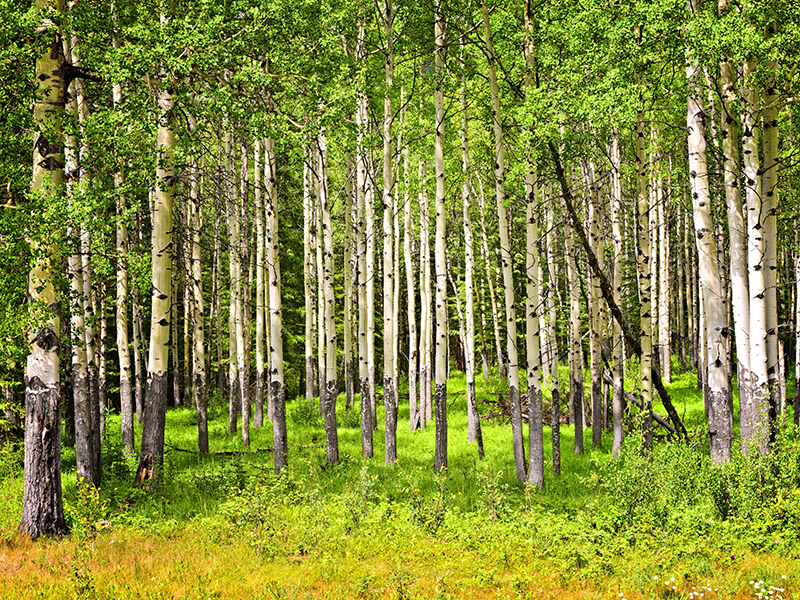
[0, 367, 799, 599]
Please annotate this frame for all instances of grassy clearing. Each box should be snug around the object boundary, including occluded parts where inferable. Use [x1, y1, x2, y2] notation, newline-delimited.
[0, 368, 799, 599]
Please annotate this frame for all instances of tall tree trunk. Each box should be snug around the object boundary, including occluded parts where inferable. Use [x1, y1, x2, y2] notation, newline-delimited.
[344, 154, 356, 411]
[565, 205, 583, 453]
[460, 51, 483, 457]
[132, 286, 144, 426]
[253, 140, 265, 427]
[658, 175, 670, 384]
[687, 28, 732, 462]
[136, 61, 174, 483]
[433, 0, 448, 471]
[303, 149, 316, 404]
[404, 130, 418, 432]
[383, 0, 397, 464]
[21, 0, 68, 537]
[419, 156, 431, 430]
[762, 38, 781, 437]
[189, 153, 208, 454]
[225, 131, 239, 436]
[483, 0, 524, 481]
[318, 131, 339, 465]
[238, 142, 251, 450]
[546, 192, 561, 474]
[265, 137, 287, 473]
[634, 75, 654, 452]
[523, 1, 542, 485]
[610, 132, 624, 455]
[582, 159, 603, 450]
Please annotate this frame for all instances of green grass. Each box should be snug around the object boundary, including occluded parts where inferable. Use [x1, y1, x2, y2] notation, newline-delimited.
[1, 363, 799, 599]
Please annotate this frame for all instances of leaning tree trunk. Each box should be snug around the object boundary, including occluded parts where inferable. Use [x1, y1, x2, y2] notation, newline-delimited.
[433, 0, 448, 471]
[483, 0, 524, 481]
[687, 30, 732, 462]
[136, 67, 174, 484]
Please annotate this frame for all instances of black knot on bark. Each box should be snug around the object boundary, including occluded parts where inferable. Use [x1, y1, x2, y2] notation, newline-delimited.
[34, 328, 60, 352]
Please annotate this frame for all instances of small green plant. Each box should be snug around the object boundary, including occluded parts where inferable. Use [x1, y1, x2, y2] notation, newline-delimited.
[342, 465, 378, 528]
[408, 470, 449, 535]
[477, 468, 508, 523]
[65, 479, 111, 539]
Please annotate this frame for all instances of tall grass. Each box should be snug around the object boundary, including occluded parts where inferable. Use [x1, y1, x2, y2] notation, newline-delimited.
[0, 366, 798, 599]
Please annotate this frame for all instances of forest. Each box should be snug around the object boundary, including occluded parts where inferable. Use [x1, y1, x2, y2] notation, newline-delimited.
[2, 0, 800, 597]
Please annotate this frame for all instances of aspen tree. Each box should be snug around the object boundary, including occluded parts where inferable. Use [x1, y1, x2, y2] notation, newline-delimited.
[63, 34, 97, 484]
[111, 17, 133, 452]
[482, 0, 524, 481]
[254, 139, 266, 427]
[687, 9, 732, 461]
[354, 25, 373, 454]
[344, 154, 355, 411]
[238, 143, 250, 450]
[315, 157, 325, 412]
[657, 172, 670, 384]
[610, 132, 624, 455]
[418, 155, 431, 430]
[716, 0, 752, 444]
[318, 130, 339, 464]
[382, 0, 397, 464]
[433, 0, 448, 471]
[303, 149, 316, 402]
[762, 31, 781, 432]
[582, 159, 603, 450]
[132, 286, 144, 425]
[136, 36, 175, 481]
[523, 0, 543, 484]
[564, 204, 583, 453]
[460, 45, 483, 455]
[546, 191, 561, 474]
[189, 154, 208, 454]
[404, 123, 418, 432]
[20, 0, 68, 537]
[264, 137, 287, 473]
[225, 130, 239, 436]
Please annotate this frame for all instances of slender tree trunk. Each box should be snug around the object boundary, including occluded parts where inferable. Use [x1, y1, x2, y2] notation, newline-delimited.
[762, 41, 781, 437]
[610, 132, 624, 455]
[483, 0, 524, 481]
[136, 63, 174, 483]
[253, 140, 265, 427]
[189, 153, 208, 454]
[687, 31, 732, 462]
[582, 159, 603, 450]
[238, 142, 250, 450]
[565, 206, 584, 454]
[433, 0, 448, 471]
[344, 154, 355, 411]
[546, 193, 561, 475]
[404, 130, 418, 433]
[419, 156, 431, 430]
[460, 53, 483, 456]
[303, 149, 316, 404]
[658, 176, 670, 384]
[318, 131, 339, 465]
[264, 137, 287, 473]
[523, 2, 543, 485]
[382, 0, 397, 464]
[634, 82, 654, 452]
